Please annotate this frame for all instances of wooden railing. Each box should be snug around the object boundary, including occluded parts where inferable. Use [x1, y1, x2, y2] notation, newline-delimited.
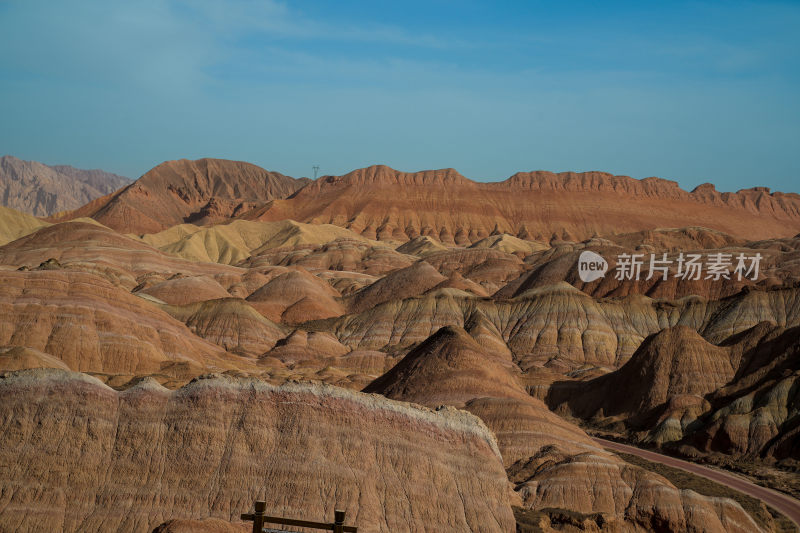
[241, 500, 357, 533]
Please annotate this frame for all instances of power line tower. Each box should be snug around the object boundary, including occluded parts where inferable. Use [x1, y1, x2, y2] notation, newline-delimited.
[312, 165, 320, 179]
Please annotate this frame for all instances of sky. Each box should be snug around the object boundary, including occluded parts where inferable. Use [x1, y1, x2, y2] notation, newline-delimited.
[1, 0, 798, 192]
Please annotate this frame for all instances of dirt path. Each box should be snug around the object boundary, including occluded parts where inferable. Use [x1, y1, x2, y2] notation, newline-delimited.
[595, 438, 800, 530]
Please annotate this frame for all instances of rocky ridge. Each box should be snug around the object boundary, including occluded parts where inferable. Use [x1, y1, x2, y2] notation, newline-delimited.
[0, 155, 130, 216]
[52, 158, 308, 233]
[50, 159, 800, 241]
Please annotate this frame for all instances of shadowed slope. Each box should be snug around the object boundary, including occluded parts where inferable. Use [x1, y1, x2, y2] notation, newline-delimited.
[548, 326, 735, 419]
[684, 324, 800, 459]
[549, 324, 800, 460]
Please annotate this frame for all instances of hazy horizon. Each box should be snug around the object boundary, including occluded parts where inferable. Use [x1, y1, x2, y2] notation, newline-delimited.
[1, 1, 798, 193]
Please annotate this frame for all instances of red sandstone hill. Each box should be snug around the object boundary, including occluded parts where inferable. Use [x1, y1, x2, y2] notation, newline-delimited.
[56, 160, 800, 241]
[248, 165, 800, 242]
[51, 158, 309, 234]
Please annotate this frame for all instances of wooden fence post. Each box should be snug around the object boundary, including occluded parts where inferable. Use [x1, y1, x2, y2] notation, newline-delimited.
[333, 510, 345, 533]
[252, 500, 265, 533]
[242, 501, 355, 532]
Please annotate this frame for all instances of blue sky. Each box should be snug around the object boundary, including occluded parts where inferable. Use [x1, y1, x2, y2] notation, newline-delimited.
[1, 1, 798, 192]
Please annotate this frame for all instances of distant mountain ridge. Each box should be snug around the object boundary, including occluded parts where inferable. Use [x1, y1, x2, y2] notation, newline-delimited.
[56, 158, 800, 241]
[251, 164, 800, 242]
[0, 155, 130, 216]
